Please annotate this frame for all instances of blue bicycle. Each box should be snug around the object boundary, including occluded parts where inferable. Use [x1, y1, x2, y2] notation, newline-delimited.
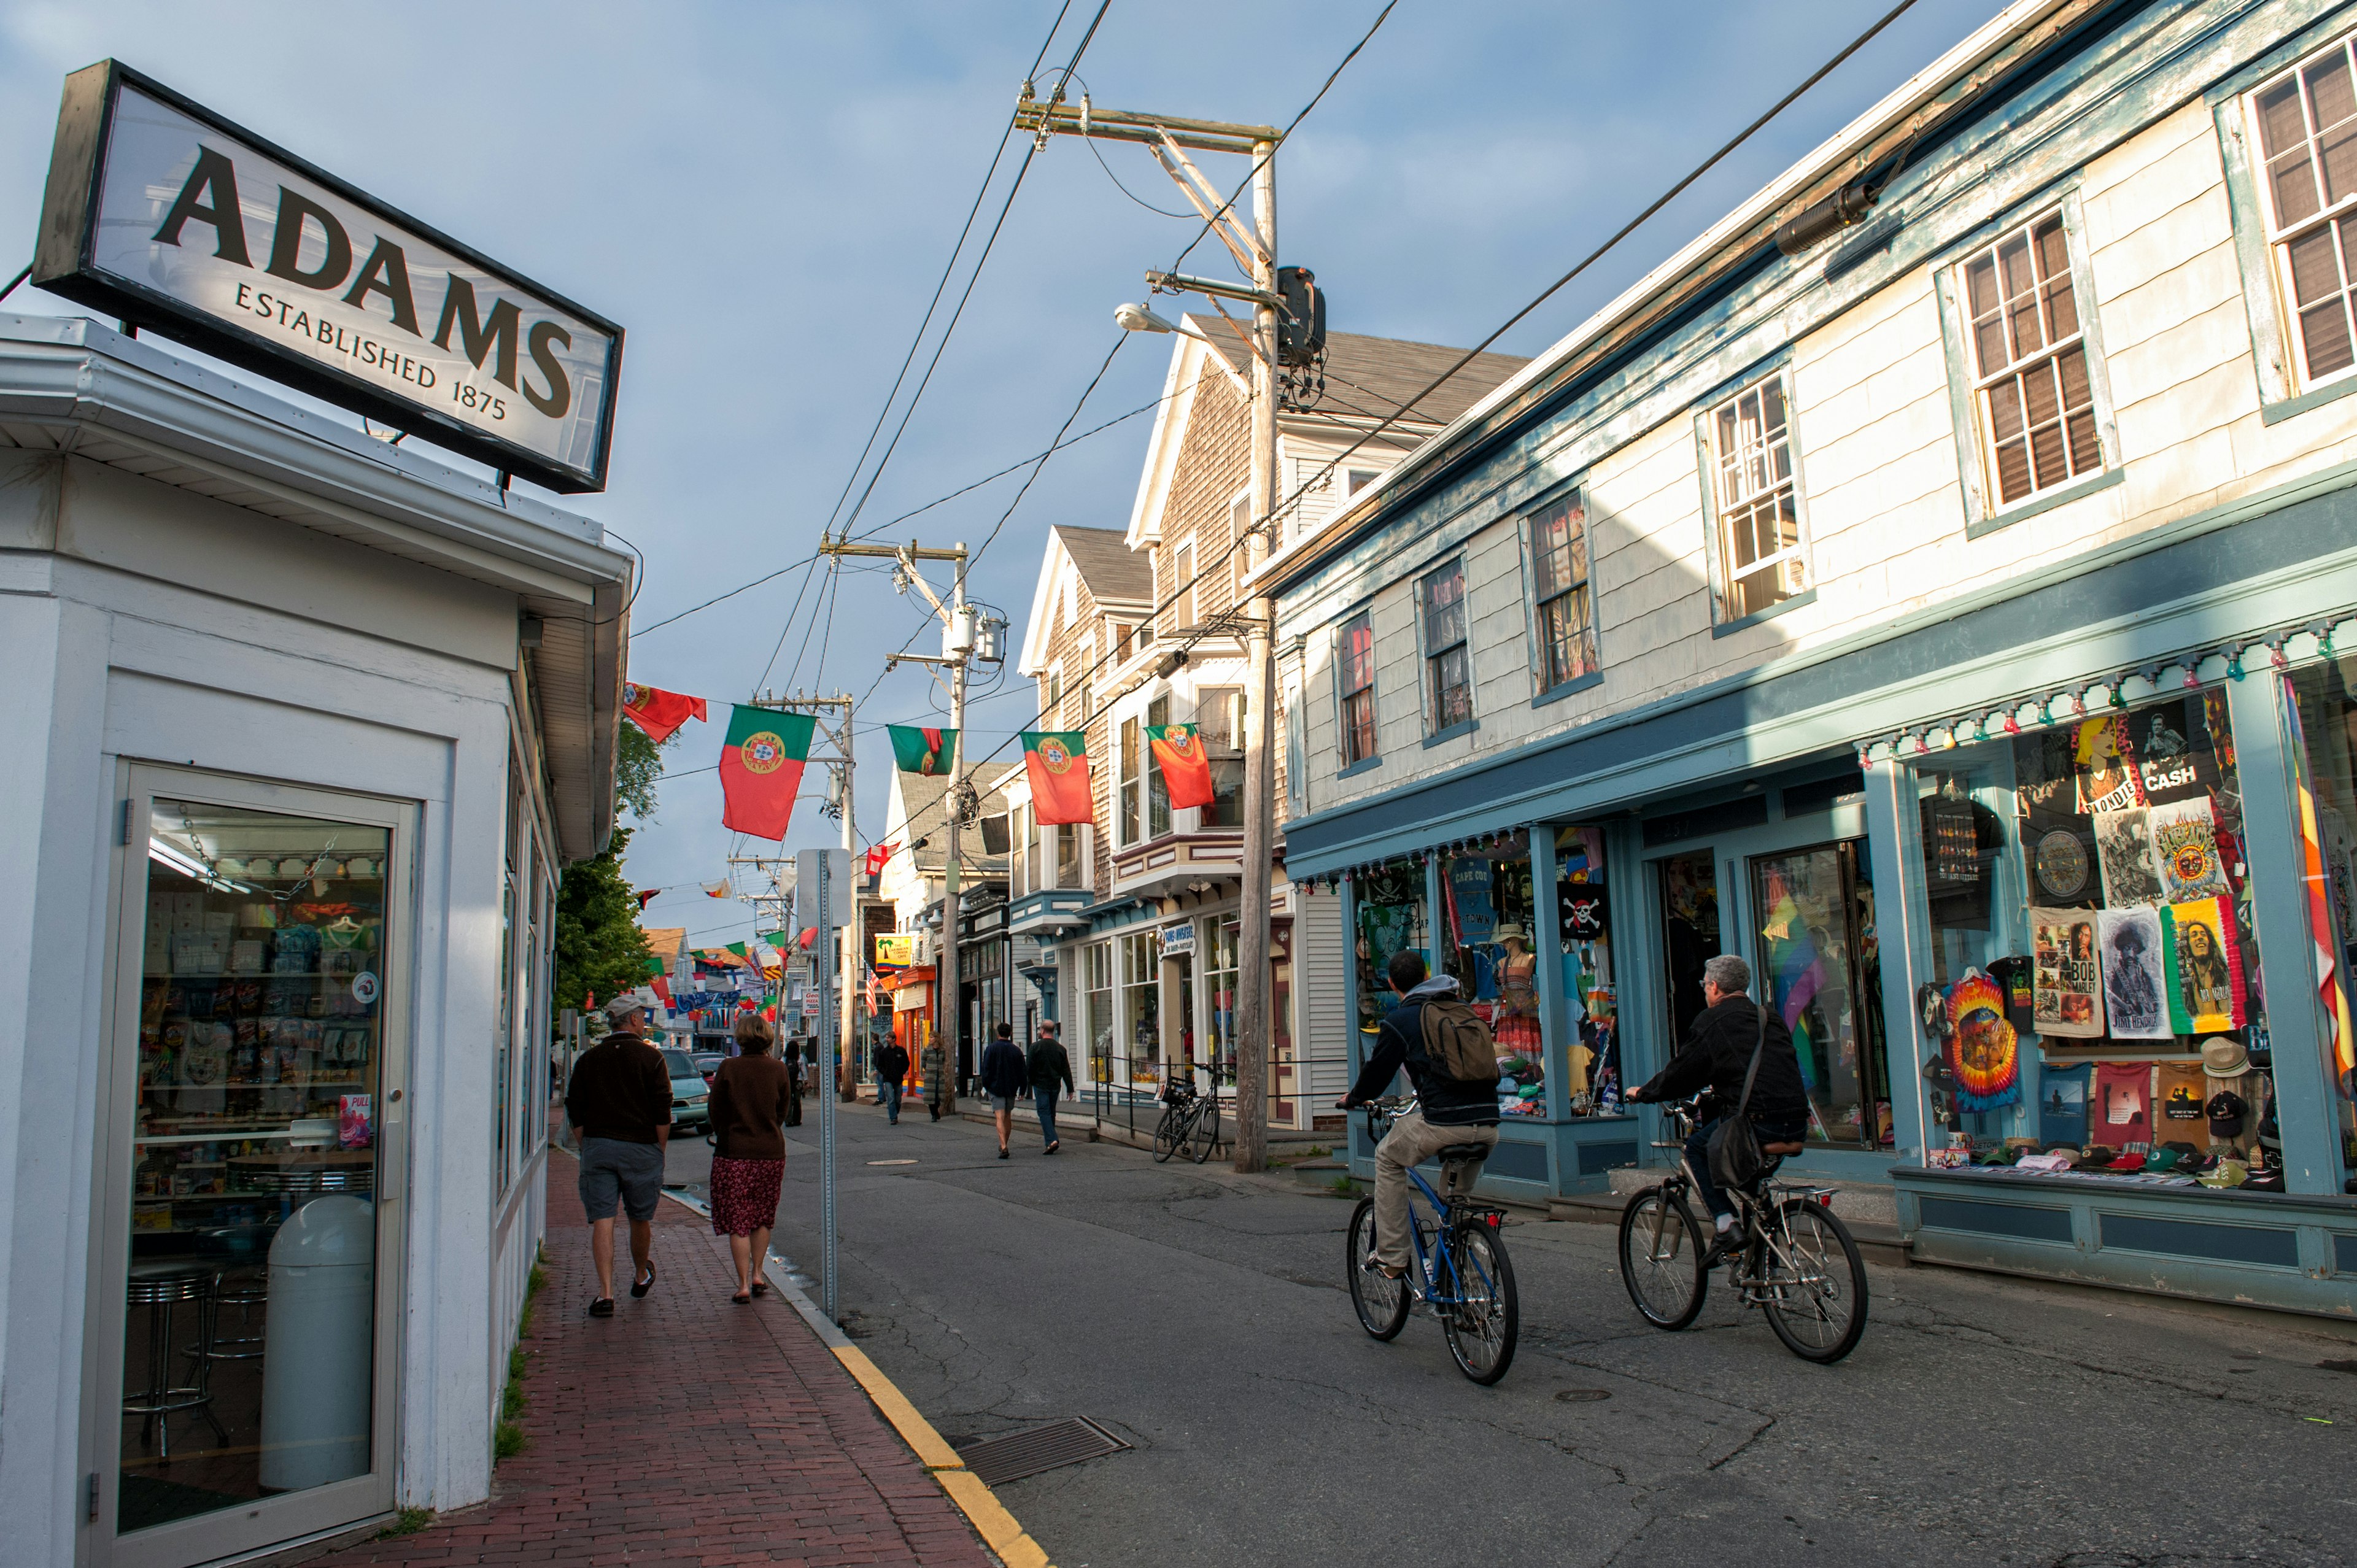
[1344, 1097, 1519, 1385]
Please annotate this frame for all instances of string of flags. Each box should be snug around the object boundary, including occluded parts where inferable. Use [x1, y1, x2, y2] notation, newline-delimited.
[622, 676, 1210, 843]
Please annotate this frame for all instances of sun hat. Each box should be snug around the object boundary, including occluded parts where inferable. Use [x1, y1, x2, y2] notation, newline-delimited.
[2199, 1037, 2249, 1078]
[1494, 924, 1526, 942]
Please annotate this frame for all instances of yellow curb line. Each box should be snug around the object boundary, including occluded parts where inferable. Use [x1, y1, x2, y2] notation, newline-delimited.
[831, 1344, 1054, 1568]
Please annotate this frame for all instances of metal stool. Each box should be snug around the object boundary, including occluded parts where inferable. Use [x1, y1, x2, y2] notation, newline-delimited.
[203, 1266, 268, 1363]
[124, 1261, 226, 1461]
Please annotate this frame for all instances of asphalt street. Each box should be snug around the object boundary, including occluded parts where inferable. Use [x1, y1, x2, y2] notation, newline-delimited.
[652, 1099, 2357, 1568]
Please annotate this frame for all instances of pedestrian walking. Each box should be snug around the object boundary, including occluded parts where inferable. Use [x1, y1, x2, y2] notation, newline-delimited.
[978, 1021, 1029, 1160]
[874, 1036, 911, 1124]
[920, 1030, 948, 1122]
[708, 1014, 794, 1304]
[1026, 1020, 1075, 1154]
[782, 1033, 805, 1127]
[563, 991, 673, 1317]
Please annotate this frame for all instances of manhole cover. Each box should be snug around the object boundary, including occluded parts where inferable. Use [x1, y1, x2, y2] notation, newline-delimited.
[867, 1159, 919, 1166]
[1555, 1388, 1612, 1402]
[953, 1418, 1130, 1485]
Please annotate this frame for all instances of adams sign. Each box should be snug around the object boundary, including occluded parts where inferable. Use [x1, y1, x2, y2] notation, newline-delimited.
[33, 61, 622, 493]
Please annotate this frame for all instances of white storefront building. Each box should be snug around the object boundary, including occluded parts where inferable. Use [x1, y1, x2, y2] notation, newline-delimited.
[1, 61, 629, 1568]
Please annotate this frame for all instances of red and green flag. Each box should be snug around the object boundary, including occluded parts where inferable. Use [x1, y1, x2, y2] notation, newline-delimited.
[1147, 722, 1216, 809]
[719, 706, 815, 840]
[623, 681, 708, 743]
[1021, 730, 1094, 825]
[888, 725, 958, 776]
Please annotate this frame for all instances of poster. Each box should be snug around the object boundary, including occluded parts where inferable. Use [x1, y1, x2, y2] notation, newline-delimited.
[2163, 897, 2246, 1033]
[2092, 806, 2165, 907]
[2096, 906, 2173, 1039]
[2148, 797, 2230, 903]
[2075, 716, 2144, 814]
[2030, 907, 2105, 1037]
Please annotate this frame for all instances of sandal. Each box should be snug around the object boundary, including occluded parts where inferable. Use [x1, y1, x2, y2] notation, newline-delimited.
[751, 1279, 769, 1298]
[589, 1297, 616, 1318]
[631, 1260, 657, 1299]
[732, 1290, 752, 1305]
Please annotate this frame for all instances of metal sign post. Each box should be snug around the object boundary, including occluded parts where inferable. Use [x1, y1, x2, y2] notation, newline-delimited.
[816, 849, 837, 1321]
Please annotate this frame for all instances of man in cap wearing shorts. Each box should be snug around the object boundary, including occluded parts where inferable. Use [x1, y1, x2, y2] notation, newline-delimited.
[564, 991, 674, 1316]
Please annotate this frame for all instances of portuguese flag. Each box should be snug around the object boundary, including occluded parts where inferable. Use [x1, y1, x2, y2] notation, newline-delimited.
[888, 725, 957, 776]
[719, 705, 815, 840]
[1147, 722, 1216, 809]
[1022, 730, 1094, 825]
[623, 682, 707, 743]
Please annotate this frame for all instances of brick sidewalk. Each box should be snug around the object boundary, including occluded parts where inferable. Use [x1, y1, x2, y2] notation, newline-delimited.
[323, 1148, 992, 1568]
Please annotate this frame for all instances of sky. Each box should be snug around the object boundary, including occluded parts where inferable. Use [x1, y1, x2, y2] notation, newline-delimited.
[0, 0, 2009, 950]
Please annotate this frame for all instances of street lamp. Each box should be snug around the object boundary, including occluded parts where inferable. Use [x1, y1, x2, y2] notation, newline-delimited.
[1115, 301, 1177, 334]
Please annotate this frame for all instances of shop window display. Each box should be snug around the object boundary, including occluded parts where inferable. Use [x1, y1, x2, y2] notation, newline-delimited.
[1749, 841, 1888, 1146]
[1555, 825, 1623, 1115]
[1084, 942, 1113, 1085]
[126, 800, 389, 1532]
[2288, 661, 2357, 1186]
[1439, 833, 1544, 1116]
[1121, 930, 1161, 1085]
[1353, 860, 1428, 1032]
[1918, 687, 2284, 1191]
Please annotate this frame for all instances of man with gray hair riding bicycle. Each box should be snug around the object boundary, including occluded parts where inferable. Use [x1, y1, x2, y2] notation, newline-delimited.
[1338, 949, 1502, 1279]
[1628, 954, 1811, 1265]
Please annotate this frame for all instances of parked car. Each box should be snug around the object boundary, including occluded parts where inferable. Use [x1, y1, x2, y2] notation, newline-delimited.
[691, 1051, 726, 1086]
[662, 1048, 710, 1131]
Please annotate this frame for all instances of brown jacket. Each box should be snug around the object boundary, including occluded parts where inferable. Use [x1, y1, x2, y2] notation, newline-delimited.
[564, 1033, 673, 1143]
[708, 1052, 794, 1161]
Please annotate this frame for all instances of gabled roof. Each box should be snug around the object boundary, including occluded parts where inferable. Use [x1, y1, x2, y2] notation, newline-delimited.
[1017, 525, 1152, 674]
[1311, 332, 1531, 433]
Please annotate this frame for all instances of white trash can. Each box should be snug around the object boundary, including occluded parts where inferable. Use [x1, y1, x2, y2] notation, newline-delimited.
[258, 1195, 373, 1491]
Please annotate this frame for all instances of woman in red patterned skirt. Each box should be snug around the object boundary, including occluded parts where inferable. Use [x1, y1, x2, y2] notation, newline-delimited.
[707, 1014, 794, 1303]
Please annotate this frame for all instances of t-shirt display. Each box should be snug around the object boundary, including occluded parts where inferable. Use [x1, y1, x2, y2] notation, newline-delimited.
[2091, 1061, 2151, 1148]
[2029, 908, 2103, 1037]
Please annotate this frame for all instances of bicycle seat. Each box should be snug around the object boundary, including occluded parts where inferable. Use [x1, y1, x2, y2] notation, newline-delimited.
[1759, 1139, 1807, 1156]
[1436, 1143, 1493, 1162]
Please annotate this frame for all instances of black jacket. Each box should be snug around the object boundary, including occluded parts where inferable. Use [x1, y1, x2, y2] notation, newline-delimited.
[1026, 1038, 1075, 1094]
[1636, 995, 1811, 1125]
[873, 1043, 910, 1084]
[978, 1038, 1029, 1099]
[1344, 980, 1500, 1128]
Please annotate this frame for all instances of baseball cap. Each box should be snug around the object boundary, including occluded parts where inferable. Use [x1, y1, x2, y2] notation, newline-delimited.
[2110, 1151, 2147, 1173]
[602, 988, 658, 1023]
[2205, 1089, 2248, 1137]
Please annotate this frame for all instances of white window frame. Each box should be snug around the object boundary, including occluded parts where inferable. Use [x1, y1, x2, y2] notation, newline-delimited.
[1523, 484, 1598, 695]
[1229, 490, 1253, 607]
[1956, 210, 2105, 508]
[1336, 608, 1377, 768]
[1416, 558, 1473, 737]
[1172, 539, 1196, 631]
[1700, 368, 1810, 625]
[2248, 33, 2357, 396]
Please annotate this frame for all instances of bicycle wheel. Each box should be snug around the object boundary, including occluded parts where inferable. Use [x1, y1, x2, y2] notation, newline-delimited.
[1441, 1222, 1519, 1385]
[1760, 1200, 1870, 1364]
[1345, 1197, 1409, 1340]
[1152, 1106, 1184, 1162]
[1188, 1095, 1221, 1164]
[1617, 1186, 1708, 1330]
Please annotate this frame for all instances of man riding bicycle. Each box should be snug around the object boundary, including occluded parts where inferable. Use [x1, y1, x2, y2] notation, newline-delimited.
[1628, 955, 1809, 1265]
[1337, 950, 1501, 1279]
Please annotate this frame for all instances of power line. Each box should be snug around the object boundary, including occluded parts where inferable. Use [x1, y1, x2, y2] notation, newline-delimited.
[831, 1, 1113, 543]
[943, 0, 1934, 787]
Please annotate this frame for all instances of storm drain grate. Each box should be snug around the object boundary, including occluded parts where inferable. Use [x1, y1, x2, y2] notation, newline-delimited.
[953, 1417, 1129, 1485]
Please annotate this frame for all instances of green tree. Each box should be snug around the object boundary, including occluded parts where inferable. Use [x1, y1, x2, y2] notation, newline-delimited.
[552, 722, 675, 1011]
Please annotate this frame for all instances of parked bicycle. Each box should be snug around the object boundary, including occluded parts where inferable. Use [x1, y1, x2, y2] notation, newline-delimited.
[1344, 1096, 1519, 1385]
[1617, 1093, 1868, 1362]
[1151, 1062, 1221, 1165]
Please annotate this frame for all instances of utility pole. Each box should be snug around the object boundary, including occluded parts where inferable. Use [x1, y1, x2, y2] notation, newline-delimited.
[822, 538, 973, 1111]
[1018, 91, 1285, 1172]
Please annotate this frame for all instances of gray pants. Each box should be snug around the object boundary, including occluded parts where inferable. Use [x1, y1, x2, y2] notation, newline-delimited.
[1372, 1110, 1499, 1270]
[578, 1135, 664, 1222]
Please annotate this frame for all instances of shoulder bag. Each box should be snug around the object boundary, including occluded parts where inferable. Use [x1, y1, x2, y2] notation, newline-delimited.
[1707, 1000, 1772, 1193]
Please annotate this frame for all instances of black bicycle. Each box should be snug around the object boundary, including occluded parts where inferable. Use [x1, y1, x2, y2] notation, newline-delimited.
[1151, 1063, 1221, 1164]
[1617, 1094, 1868, 1362]
[1345, 1097, 1519, 1385]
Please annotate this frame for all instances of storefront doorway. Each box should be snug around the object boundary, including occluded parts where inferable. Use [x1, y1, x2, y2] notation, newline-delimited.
[1747, 841, 1889, 1146]
[1655, 850, 1721, 1048]
[92, 771, 411, 1568]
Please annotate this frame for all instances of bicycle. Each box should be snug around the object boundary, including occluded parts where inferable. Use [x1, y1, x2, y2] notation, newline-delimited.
[1616, 1093, 1869, 1363]
[1343, 1097, 1519, 1385]
[1151, 1063, 1221, 1165]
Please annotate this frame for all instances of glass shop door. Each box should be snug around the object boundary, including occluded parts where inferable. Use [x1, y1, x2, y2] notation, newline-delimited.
[90, 770, 410, 1568]
[1746, 840, 1889, 1147]
[1655, 849, 1722, 1051]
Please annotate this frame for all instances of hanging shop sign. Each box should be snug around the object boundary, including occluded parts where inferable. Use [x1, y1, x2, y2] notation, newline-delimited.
[1158, 921, 1196, 958]
[32, 60, 622, 493]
